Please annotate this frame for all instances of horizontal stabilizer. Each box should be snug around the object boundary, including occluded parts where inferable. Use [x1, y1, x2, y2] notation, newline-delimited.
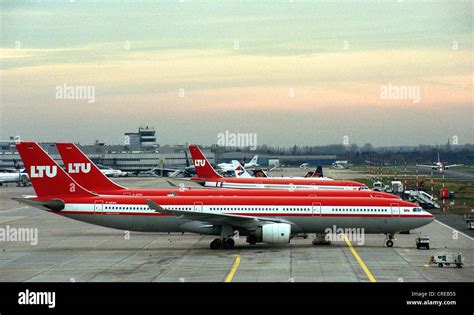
[13, 197, 65, 211]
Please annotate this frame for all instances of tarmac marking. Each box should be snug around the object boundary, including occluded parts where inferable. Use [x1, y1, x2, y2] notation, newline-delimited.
[224, 254, 241, 283]
[434, 219, 474, 241]
[343, 236, 376, 283]
[0, 216, 29, 224]
[0, 206, 30, 214]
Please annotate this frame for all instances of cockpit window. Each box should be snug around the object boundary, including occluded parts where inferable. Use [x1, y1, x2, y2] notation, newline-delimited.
[412, 208, 423, 212]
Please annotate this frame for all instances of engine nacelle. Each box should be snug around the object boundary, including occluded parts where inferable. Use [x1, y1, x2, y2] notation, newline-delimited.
[257, 223, 291, 244]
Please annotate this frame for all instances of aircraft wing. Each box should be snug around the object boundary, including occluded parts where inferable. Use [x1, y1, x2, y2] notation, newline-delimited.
[154, 167, 181, 173]
[267, 165, 278, 172]
[139, 167, 182, 177]
[445, 164, 463, 169]
[165, 180, 209, 189]
[146, 200, 290, 229]
[166, 177, 192, 182]
[166, 180, 180, 187]
[416, 164, 436, 169]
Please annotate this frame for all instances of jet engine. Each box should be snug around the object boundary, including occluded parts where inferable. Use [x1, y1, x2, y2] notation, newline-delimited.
[256, 223, 291, 244]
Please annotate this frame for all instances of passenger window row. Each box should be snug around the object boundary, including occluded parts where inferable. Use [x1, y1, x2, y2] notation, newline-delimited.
[332, 208, 388, 212]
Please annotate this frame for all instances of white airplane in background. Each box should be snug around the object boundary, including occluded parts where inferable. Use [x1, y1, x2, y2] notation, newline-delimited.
[299, 163, 309, 169]
[417, 153, 463, 173]
[332, 160, 350, 169]
[218, 155, 258, 171]
[97, 165, 128, 177]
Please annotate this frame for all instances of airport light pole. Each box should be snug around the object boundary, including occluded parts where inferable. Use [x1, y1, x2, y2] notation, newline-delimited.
[404, 161, 407, 194]
[431, 169, 434, 197]
[415, 164, 419, 192]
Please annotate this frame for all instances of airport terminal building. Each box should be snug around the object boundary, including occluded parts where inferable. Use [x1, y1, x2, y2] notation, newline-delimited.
[1, 127, 337, 173]
[0, 143, 215, 174]
[0, 128, 215, 174]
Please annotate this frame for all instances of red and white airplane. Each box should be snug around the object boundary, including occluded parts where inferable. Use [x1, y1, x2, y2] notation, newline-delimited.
[189, 145, 368, 190]
[14, 141, 433, 249]
[56, 142, 397, 199]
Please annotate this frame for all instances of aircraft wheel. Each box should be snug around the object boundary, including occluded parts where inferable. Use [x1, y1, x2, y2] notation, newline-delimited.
[247, 235, 257, 245]
[438, 263, 443, 268]
[223, 238, 235, 249]
[386, 240, 394, 248]
[210, 239, 222, 250]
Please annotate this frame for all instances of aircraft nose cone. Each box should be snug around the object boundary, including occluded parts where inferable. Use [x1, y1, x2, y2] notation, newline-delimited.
[421, 212, 435, 226]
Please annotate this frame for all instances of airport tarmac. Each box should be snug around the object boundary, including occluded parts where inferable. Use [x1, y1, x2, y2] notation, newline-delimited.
[266, 167, 368, 181]
[320, 165, 474, 182]
[406, 166, 474, 182]
[0, 176, 472, 282]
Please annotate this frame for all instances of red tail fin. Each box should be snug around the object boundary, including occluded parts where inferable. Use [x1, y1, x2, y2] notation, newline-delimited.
[56, 142, 124, 192]
[16, 142, 95, 198]
[188, 145, 222, 179]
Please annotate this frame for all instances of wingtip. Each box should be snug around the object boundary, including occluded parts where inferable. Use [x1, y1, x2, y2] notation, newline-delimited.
[146, 199, 155, 207]
[166, 180, 177, 187]
[146, 199, 162, 212]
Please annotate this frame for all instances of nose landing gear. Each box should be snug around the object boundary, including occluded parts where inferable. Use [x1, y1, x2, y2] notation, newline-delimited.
[385, 234, 395, 247]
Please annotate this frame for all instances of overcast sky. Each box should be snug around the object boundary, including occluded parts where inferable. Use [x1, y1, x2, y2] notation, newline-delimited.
[1, 0, 472, 146]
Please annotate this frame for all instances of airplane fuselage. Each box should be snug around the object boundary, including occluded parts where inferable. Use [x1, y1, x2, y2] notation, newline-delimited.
[192, 177, 367, 190]
[85, 187, 399, 199]
[36, 195, 433, 235]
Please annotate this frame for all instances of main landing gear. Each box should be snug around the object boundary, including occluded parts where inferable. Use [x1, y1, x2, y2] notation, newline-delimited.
[385, 233, 395, 247]
[210, 225, 236, 250]
[210, 238, 235, 250]
[246, 235, 258, 245]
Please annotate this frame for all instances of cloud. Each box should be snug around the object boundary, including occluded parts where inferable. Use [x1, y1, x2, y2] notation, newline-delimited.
[2, 46, 471, 95]
[1, 1, 472, 145]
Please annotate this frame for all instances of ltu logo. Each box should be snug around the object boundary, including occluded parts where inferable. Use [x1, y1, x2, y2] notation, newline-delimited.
[30, 166, 57, 178]
[195, 160, 206, 167]
[67, 163, 91, 174]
